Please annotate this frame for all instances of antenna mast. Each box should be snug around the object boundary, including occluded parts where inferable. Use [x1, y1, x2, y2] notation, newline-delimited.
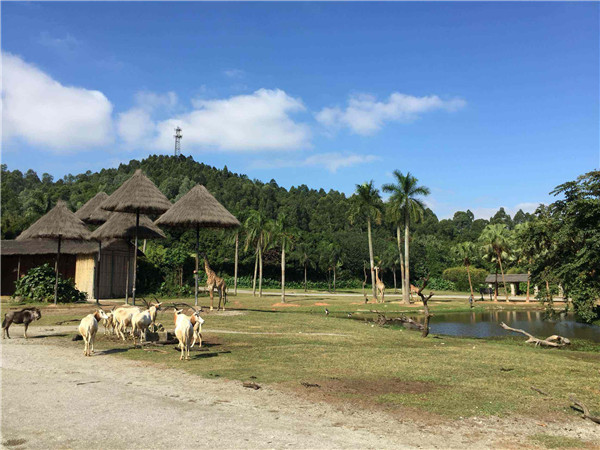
[174, 127, 182, 156]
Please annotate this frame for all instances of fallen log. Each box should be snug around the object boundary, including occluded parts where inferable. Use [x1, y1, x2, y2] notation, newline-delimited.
[375, 314, 424, 330]
[499, 322, 571, 347]
[530, 386, 549, 396]
[569, 395, 600, 425]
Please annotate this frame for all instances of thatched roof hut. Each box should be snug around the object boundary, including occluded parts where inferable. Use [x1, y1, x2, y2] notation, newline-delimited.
[17, 200, 92, 241]
[92, 212, 166, 241]
[155, 185, 240, 229]
[75, 192, 110, 224]
[100, 169, 171, 215]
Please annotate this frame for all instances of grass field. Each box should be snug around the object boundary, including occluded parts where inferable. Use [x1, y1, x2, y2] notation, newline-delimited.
[3, 293, 599, 424]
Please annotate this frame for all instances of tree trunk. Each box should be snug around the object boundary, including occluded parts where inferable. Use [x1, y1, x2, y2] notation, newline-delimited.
[466, 263, 474, 298]
[393, 267, 397, 294]
[546, 279, 552, 302]
[252, 245, 258, 296]
[234, 232, 239, 296]
[132, 211, 139, 305]
[17, 256, 21, 281]
[258, 238, 263, 297]
[397, 225, 406, 302]
[194, 225, 199, 306]
[327, 269, 331, 293]
[526, 268, 531, 302]
[367, 218, 376, 300]
[494, 267, 498, 302]
[304, 262, 307, 292]
[497, 252, 508, 301]
[333, 265, 337, 293]
[281, 242, 286, 303]
[54, 235, 62, 305]
[404, 211, 410, 304]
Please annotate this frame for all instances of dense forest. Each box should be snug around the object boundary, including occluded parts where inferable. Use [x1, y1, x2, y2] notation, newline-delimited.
[2, 156, 598, 321]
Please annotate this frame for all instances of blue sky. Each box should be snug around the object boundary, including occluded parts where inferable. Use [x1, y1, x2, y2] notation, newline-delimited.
[2, 2, 598, 219]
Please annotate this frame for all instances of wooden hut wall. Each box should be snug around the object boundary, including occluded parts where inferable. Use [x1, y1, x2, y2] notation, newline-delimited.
[96, 246, 134, 299]
[75, 255, 96, 300]
[1, 254, 77, 296]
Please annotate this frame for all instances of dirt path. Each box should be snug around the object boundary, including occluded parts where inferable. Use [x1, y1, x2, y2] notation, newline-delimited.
[2, 330, 597, 449]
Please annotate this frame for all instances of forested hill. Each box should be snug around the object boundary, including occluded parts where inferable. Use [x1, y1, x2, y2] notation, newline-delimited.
[1, 155, 532, 284]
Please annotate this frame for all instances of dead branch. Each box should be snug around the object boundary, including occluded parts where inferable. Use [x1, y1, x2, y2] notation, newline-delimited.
[500, 322, 571, 347]
[374, 313, 424, 330]
[416, 276, 434, 338]
[530, 386, 549, 396]
[243, 382, 261, 390]
[569, 395, 600, 425]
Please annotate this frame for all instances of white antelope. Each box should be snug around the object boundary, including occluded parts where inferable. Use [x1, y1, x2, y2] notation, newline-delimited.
[173, 309, 193, 361]
[78, 309, 109, 357]
[102, 308, 117, 335]
[113, 305, 141, 341]
[190, 311, 205, 348]
[131, 302, 162, 347]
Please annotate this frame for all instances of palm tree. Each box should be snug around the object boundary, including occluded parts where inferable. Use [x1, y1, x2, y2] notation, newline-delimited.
[453, 242, 476, 298]
[384, 203, 406, 298]
[382, 171, 430, 304]
[224, 229, 240, 295]
[349, 181, 383, 300]
[383, 243, 400, 294]
[480, 224, 512, 301]
[294, 241, 315, 292]
[243, 210, 271, 297]
[272, 214, 294, 302]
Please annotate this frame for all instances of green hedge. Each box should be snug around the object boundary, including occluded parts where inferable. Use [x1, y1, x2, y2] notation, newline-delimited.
[442, 266, 488, 292]
[13, 263, 87, 303]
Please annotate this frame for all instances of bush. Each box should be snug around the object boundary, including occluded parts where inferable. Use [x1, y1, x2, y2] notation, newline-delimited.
[425, 277, 456, 291]
[13, 263, 87, 303]
[442, 266, 488, 291]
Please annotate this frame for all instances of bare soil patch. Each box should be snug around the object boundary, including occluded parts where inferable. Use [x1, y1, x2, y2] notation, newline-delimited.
[271, 302, 301, 307]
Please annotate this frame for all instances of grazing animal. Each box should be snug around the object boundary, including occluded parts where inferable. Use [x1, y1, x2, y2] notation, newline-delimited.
[173, 309, 193, 360]
[479, 286, 494, 300]
[190, 311, 205, 348]
[102, 309, 116, 335]
[131, 302, 162, 347]
[78, 309, 109, 356]
[409, 284, 420, 301]
[2, 307, 41, 339]
[325, 308, 329, 316]
[374, 266, 385, 303]
[203, 256, 227, 311]
[113, 305, 141, 341]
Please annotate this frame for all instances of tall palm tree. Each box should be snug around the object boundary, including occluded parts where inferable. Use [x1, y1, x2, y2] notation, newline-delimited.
[243, 210, 271, 297]
[453, 242, 476, 298]
[348, 181, 383, 300]
[382, 171, 430, 304]
[272, 214, 294, 302]
[294, 241, 315, 292]
[383, 243, 400, 294]
[384, 202, 406, 299]
[479, 224, 512, 301]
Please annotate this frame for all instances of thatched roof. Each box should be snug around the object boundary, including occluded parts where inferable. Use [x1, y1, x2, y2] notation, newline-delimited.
[155, 185, 240, 229]
[75, 192, 110, 224]
[17, 200, 92, 241]
[1, 239, 138, 256]
[100, 169, 171, 215]
[485, 273, 529, 283]
[91, 212, 166, 241]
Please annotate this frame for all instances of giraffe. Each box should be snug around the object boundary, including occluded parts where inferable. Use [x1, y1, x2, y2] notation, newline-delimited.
[374, 266, 385, 303]
[203, 256, 227, 311]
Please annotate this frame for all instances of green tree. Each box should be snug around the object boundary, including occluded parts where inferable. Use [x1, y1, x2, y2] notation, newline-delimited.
[382, 171, 430, 303]
[243, 210, 271, 297]
[479, 224, 512, 301]
[348, 181, 383, 300]
[453, 242, 477, 297]
[272, 214, 294, 302]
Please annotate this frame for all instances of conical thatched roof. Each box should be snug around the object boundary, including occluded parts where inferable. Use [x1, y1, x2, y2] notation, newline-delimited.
[100, 169, 172, 215]
[155, 185, 240, 229]
[17, 200, 92, 241]
[75, 192, 110, 224]
[91, 212, 166, 241]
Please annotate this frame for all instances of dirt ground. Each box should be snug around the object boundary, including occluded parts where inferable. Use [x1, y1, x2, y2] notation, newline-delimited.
[1, 327, 598, 449]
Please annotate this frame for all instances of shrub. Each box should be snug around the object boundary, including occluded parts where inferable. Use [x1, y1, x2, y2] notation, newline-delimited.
[425, 277, 456, 291]
[442, 266, 488, 291]
[13, 263, 87, 303]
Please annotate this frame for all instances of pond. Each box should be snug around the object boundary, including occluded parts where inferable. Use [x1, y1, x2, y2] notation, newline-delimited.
[424, 310, 600, 342]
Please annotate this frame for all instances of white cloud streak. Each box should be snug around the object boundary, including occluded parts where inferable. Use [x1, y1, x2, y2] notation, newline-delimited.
[251, 152, 380, 173]
[2, 53, 113, 151]
[316, 92, 466, 135]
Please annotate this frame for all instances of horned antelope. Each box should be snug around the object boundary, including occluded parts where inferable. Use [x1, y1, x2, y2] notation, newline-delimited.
[173, 308, 193, 361]
[190, 310, 205, 348]
[113, 305, 141, 341]
[131, 302, 162, 347]
[78, 309, 109, 357]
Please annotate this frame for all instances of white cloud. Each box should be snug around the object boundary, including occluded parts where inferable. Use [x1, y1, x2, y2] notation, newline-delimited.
[134, 91, 178, 111]
[316, 92, 466, 135]
[37, 32, 81, 53]
[223, 69, 245, 79]
[2, 53, 113, 151]
[152, 89, 310, 152]
[251, 152, 380, 173]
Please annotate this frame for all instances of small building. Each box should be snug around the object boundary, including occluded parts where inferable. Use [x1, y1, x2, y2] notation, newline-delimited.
[485, 273, 529, 296]
[1, 239, 137, 300]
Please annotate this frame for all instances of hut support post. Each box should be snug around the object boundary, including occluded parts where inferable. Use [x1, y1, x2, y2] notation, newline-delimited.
[54, 235, 62, 305]
[234, 232, 239, 296]
[95, 242, 102, 305]
[16, 256, 21, 281]
[195, 224, 199, 307]
[132, 211, 139, 305]
[125, 248, 130, 304]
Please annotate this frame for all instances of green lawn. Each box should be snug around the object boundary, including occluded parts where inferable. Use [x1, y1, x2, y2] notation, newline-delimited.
[6, 293, 599, 422]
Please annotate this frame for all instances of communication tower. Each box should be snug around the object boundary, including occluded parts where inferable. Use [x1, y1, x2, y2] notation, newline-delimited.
[174, 127, 182, 156]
